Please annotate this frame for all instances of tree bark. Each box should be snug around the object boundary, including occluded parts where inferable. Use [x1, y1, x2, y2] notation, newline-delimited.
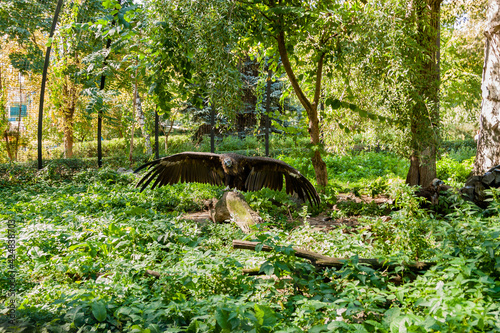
[406, 0, 442, 186]
[474, 0, 500, 175]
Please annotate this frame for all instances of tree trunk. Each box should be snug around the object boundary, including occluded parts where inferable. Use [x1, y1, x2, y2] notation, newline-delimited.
[406, 0, 442, 186]
[134, 82, 152, 156]
[63, 108, 75, 158]
[165, 116, 175, 153]
[474, 0, 500, 175]
[154, 109, 159, 159]
[14, 73, 23, 161]
[0, 67, 12, 161]
[276, 31, 328, 188]
[129, 124, 135, 165]
[233, 240, 434, 272]
[129, 90, 137, 165]
[62, 77, 77, 159]
[3, 132, 13, 161]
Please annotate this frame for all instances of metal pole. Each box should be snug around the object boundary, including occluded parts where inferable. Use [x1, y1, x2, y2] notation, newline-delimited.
[37, 0, 64, 170]
[210, 101, 215, 153]
[155, 108, 159, 159]
[97, 38, 112, 168]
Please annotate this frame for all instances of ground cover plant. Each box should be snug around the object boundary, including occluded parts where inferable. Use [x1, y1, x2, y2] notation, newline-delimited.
[1, 148, 499, 332]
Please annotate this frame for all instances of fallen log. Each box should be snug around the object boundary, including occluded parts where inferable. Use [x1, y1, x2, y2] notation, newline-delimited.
[233, 240, 331, 263]
[233, 240, 434, 273]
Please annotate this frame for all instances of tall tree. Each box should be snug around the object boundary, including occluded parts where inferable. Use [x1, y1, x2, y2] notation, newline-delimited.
[49, 0, 108, 158]
[474, 0, 500, 174]
[0, 57, 12, 162]
[403, 0, 442, 186]
[133, 69, 152, 155]
[236, 0, 360, 188]
[83, 0, 151, 161]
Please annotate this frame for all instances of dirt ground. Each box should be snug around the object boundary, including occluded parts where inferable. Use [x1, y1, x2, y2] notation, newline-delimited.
[182, 192, 393, 232]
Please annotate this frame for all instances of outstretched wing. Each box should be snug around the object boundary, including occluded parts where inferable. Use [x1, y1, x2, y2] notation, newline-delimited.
[243, 156, 321, 206]
[134, 152, 225, 191]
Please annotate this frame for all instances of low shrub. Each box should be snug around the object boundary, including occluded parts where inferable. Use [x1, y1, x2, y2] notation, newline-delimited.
[436, 155, 474, 185]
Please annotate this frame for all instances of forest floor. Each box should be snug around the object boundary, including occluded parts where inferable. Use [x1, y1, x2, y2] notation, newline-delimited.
[182, 193, 393, 234]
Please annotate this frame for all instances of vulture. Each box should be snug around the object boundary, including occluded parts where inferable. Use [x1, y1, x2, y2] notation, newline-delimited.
[416, 164, 500, 209]
[415, 178, 453, 206]
[134, 152, 321, 206]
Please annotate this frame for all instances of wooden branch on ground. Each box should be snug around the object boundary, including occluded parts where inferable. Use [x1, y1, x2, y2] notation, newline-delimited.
[233, 240, 434, 274]
[242, 268, 262, 275]
[145, 270, 161, 279]
[233, 240, 331, 263]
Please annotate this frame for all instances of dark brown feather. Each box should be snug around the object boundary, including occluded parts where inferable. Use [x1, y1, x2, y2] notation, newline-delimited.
[134, 152, 320, 206]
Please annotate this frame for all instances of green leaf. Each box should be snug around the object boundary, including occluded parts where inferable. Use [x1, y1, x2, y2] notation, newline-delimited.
[326, 98, 341, 109]
[91, 301, 107, 322]
[259, 261, 274, 275]
[68, 243, 89, 251]
[396, 290, 404, 303]
[358, 109, 368, 118]
[254, 304, 277, 328]
[215, 308, 231, 331]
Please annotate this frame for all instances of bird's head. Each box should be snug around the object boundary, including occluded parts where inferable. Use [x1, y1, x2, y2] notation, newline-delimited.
[223, 158, 233, 168]
[430, 178, 444, 190]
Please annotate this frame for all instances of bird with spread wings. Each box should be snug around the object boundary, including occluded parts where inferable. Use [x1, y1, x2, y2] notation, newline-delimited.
[134, 152, 320, 206]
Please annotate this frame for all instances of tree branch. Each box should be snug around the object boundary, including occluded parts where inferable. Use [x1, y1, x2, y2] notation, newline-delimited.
[276, 31, 313, 113]
[313, 52, 326, 109]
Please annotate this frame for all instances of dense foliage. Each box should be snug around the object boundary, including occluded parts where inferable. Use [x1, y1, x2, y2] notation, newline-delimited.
[1, 148, 499, 332]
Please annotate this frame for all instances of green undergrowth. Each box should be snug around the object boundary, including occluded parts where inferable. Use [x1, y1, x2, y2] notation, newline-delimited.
[1, 149, 499, 332]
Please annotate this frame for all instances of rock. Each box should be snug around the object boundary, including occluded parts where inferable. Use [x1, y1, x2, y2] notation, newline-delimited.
[482, 171, 495, 185]
[208, 191, 262, 233]
[462, 176, 488, 208]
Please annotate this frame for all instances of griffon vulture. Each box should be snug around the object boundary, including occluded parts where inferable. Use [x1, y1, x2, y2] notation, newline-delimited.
[415, 178, 453, 206]
[134, 152, 320, 206]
